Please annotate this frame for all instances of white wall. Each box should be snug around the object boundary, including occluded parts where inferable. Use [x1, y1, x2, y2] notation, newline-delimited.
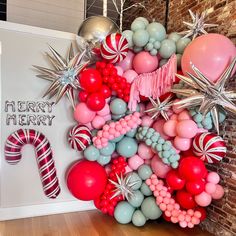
[7, 0, 85, 33]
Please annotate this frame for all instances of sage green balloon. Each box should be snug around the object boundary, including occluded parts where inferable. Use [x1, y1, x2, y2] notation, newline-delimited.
[122, 30, 134, 48]
[128, 172, 142, 190]
[100, 142, 115, 156]
[97, 155, 111, 165]
[84, 145, 100, 161]
[168, 32, 181, 42]
[114, 201, 135, 224]
[140, 182, 152, 196]
[135, 17, 149, 27]
[111, 135, 124, 143]
[133, 29, 149, 47]
[159, 59, 168, 67]
[133, 46, 143, 53]
[176, 37, 191, 54]
[126, 128, 137, 138]
[141, 197, 162, 220]
[153, 41, 161, 49]
[138, 164, 153, 180]
[116, 137, 138, 158]
[128, 190, 144, 208]
[131, 19, 146, 31]
[159, 39, 176, 59]
[146, 22, 166, 41]
[176, 54, 182, 68]
[132, 210, 147, 227]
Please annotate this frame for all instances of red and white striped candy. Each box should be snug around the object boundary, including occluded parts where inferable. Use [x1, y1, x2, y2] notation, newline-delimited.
[101, 33, 129, 63]
[4, 129, 60, 199]
[68, 125, 92, 151]
[193, 132, 226, 163]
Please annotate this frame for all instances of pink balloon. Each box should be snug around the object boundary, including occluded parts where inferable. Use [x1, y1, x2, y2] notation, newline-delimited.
[181, 33, 236, 82]
[141, 115, 154, 127]
[152, 119, 170, 140]
[206, 172, 220, 184]
[103, 114, 112, 121]
[138, 143, 154, 159]
[205, 183, 217, 194]
[116, 50, 135, 71]
[163, 120, 178, 137]
[211, 184, 224, 199]
[195, 191, 212, 207]
[170, 114, 178, 120]
[151, 155, 172, 178]
[97, 103, 110, 116]
[74, 102, 96, 124]
[139, 103, 146, 116]
[178, 110, 191, 121]
[115, 66, 124, 76]
[173, 136, 191, 151]
[123, 69, 138, 83]
[125, 165, 133, 174]
[92, 115, 106, 129]
[176, 120, 198, 138]
[133, 51, 159, 74]
[128, 155, 144, 170]
[144, 159, 151, 165]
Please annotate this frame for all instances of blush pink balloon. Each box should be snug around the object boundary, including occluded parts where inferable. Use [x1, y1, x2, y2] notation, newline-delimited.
[103, 114, 111, 121]
[138, 143, 154, 159]
[176, 120, 198, 138]
[97, 103, 110, 116]
[125, 165, 133, 173]
[92, 115, 106, 129]
[206, 172, 220, 184]
[133, 51, 159, 74]
[128, 155, 144, 170]
[123, 69, 138, 83]
[205, 183, 217, 194]
[115, 66, 124, 76]
[74, 102, 96, 124]
[152, 119, 170, 140]
[181, 33, 236, 82]
[178, 110, 191, 121]
[174, 136, 191, 151]
[141, 115, 154, 127]
[116, 50, 135, 71]
[211, 184, 224, 199]
[163, 120, 178, 137]
[195, 191, 212, 207]
[170, 114, 178, 120]
[151, 155, 172, 178]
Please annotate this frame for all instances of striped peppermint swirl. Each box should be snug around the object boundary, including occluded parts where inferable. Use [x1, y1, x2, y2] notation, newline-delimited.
[5, 129, 60, 199]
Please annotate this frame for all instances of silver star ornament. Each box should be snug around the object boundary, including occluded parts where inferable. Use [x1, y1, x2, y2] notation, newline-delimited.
[179, 10, 218, 39]
[172, 58, 236, 134]
[33, 44, 89, 108]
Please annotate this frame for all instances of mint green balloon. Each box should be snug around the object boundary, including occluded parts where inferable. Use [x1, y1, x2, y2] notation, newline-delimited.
[140, 182, 152, 196]
[100, 142, 115, 156]
[128, 190, 144, 208]
[150, 48, 158, 56]
[110, 98, 127, 115]
[114, 201, 135, 224]
[133, 46, 143, 53]
[159, 59, 168, 67]
[138, 164, 153, 180]
[135, 17, 149, 27]
[153, 41, 161, 49]
[176, 54, 182, 68]
[112, 114, 125, 120]
[176, 37, 191, 54]
[131, 19, 146, 31]
[84, 145, 99, 161]
[145, 42, 153, 51]
[128, 172, 142, 190]
[168, 32, 181, 42]
[116, 137, 138, 158]
[126, 128, 137, 138]
[111, 135, 124, 143]
[141, 197, 162, 220]
[159, 39, 176, 59]
[132, 210, 147, 227]
[146, 22, 166, 41]
[133, 29, 149, 47]
[122, 30, 134, 48]
[97, 155, 111, 165]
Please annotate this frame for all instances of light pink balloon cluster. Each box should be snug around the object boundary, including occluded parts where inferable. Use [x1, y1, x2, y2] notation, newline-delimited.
[146, 174, 202, 228]
[93, 112, 142, 149]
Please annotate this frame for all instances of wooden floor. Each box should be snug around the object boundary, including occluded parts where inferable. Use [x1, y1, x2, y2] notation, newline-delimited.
[0, 210, 212, 236]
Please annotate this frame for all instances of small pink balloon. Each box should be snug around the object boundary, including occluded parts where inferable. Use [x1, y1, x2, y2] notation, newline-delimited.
[170, 140, 180, 153]
[133, 51, 159, 74]
[74, 102, 96, 124]
[206, 172, 220, 184]
[152, 119, 171, 140]
[138, 143, 154, 159]
[170, 114, 178, 120]
[163, 120, 178, 137]
[211, 184, 224, 199]
[141, 115, 154, 127]
[84, 122, 93, 130]
[172, 100, 185, 114]
[128, 155, 144, 170]
[180, 221, 188, 228]
[115, 66, 124, 76]
[103, 114, 112, 121]
[92, 115, 106, 129]
[195, 191, 212, 207]
[116, 50, 135, 71]
[97, 103, 110, 116]
[173, 136, 191, 151]
[205, 183, 217, 194]
[151, 155, 172, 178]
[178, 110, 192, 120]
[123, 69, 138, 83]
[176, 120, 198, 138]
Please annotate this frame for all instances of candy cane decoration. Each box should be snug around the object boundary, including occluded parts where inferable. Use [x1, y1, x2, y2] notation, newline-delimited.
[4, 129, 60, 199]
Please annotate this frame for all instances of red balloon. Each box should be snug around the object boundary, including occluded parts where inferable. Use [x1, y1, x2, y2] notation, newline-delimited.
[186, 179, 205, 195]
[178, 156, 207, 181]
[176, 190, 197, 209]
[100, 85, 111, 99]
[195, 207, 207, 221]
[86, 92, 106, 111]
[163, 213, 171, 222]
[166, 170, 185, 190]
[66, 160, 107, 201]
[79, 68, 103, 93]
[78, 90, 89, 102]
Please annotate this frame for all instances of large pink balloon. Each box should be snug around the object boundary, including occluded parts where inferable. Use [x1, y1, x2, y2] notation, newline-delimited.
[116, 50, 135, 71]
[151, 155, 171, 178]
[182, 34, 236, 82]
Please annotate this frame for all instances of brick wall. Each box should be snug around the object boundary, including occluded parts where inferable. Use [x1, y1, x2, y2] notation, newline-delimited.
[123, 0, 236, 235]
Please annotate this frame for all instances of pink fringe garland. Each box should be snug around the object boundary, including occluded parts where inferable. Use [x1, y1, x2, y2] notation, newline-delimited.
[128, 54, 177, 111]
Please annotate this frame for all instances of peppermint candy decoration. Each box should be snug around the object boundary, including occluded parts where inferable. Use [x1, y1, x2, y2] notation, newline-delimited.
[193, 132, 227, 163]
[101, 33, 129, 63]
[68, 125, 92, 151]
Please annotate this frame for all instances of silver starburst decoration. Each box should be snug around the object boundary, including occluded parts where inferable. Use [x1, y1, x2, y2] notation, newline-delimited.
[33, 44, 89, 108]
[145, 95, 173, 121]
[172, 58, 236, 134]
[179, 10, 218, 39]
[109, 174, 140, 200]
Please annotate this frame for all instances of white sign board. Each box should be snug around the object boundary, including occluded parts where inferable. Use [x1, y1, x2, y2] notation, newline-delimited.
[0, 21, 94, 220]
